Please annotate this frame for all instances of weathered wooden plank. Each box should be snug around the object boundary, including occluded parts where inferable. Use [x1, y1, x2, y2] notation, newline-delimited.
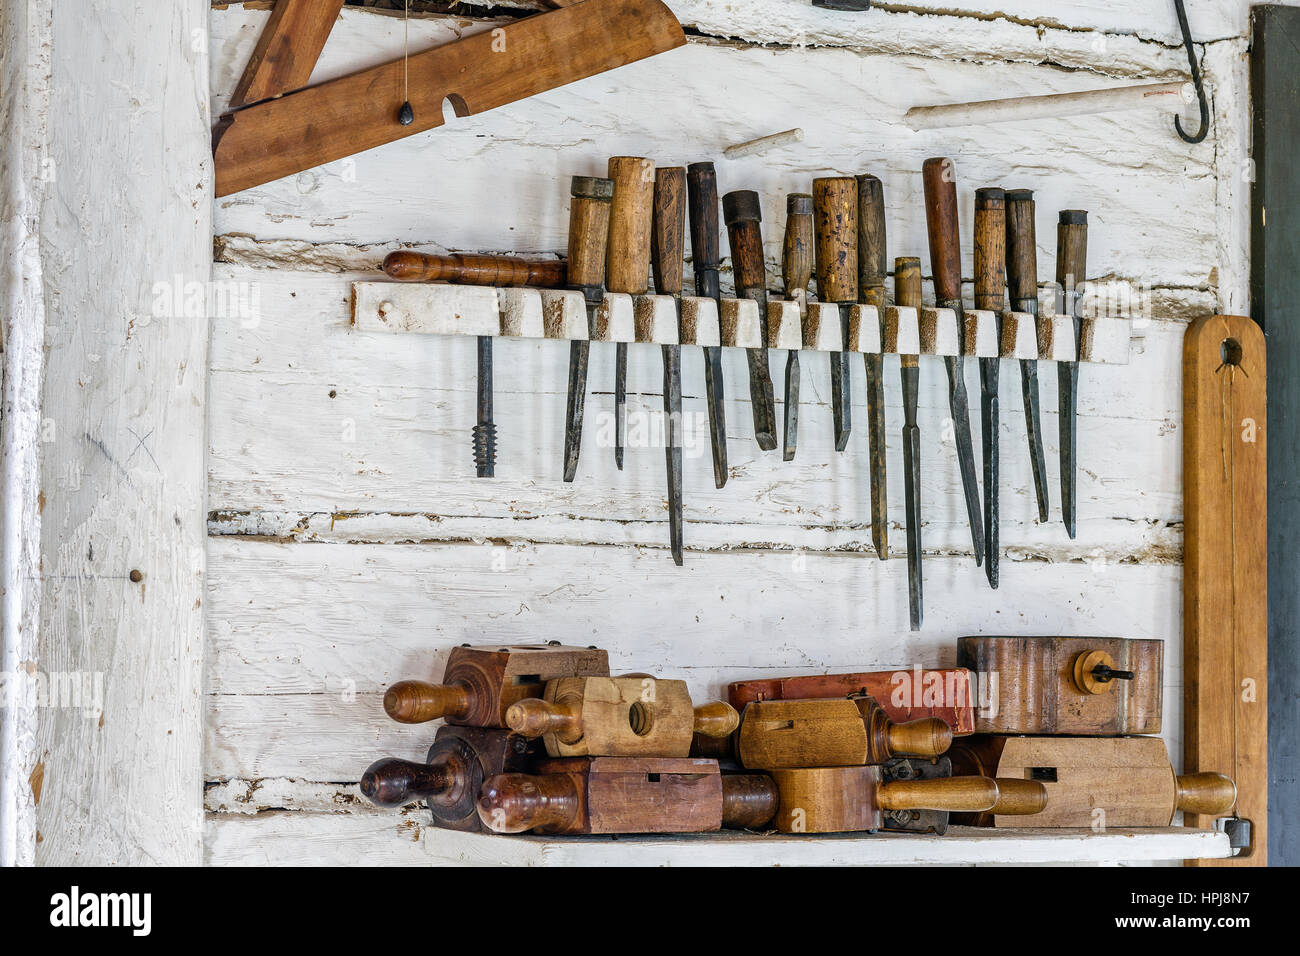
[205, 807, 431, 867]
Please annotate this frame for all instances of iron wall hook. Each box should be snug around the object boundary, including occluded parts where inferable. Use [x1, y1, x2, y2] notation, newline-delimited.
[1174, 0, 1210, 143]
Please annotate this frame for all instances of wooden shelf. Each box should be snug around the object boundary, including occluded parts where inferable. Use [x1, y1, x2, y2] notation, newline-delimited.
[422, 826, 1230, 866]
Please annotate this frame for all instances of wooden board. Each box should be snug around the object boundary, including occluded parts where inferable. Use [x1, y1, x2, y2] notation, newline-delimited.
[228, 0, 345, 109]
[1183, 314, 1267, 865]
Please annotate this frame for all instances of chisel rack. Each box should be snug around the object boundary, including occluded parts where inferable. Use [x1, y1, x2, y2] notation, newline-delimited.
[351, 281, 1134, 365]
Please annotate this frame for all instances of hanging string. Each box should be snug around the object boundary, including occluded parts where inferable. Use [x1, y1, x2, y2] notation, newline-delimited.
[398, 0, 414, 125]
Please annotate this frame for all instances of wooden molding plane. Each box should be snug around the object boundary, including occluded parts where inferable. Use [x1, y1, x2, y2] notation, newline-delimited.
[213, 0, 687, 196]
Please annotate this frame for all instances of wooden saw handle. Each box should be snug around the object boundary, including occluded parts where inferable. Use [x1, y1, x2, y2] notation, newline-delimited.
[360, 756, 455, 809]
[477, 772, 582, 834]
[1175, 773, 1238, 817]
[921, 157, 962, 305]
[856, 174, 887, 308]
[652, 166, 688, 296]
[782, 193, 814, 301]
[974, 187, 1007, 313]
[567, 175, 614, 292]
[693, 700, 741, 738]
[505, 696, 583, 744]
[877, 775, 999, 813]
[1005, 189, 1039, 309]
[812, 176, 858, 304]
[383, 680, 472, 724]
[606, 156, 655, 295]
[382, 251, 566, 286]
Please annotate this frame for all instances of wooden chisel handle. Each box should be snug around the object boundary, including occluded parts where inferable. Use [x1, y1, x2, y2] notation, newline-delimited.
[383, 679, 472, 723]
[383, 251, 567, 286]
[567, 176, 615, 296]
[782, 194, 814, 302]
[896, 256, 922, 366]
[856, 174, 888, 308]
[687, 163, 722, 297]
[921, 157, 963, 306]
[606, 156, 655, 295]
[360, 755, 454, 808]
[812, 177, 859, 303]
[651, 167, 687, 296]
[974, 188, 1007, 312]
[723, 190, 769, 305]
[1056, 209, 1089, 319]
[877, 775, 999, 813]
[477, 772, 582, 834]
[1005, 189, 1039, 310]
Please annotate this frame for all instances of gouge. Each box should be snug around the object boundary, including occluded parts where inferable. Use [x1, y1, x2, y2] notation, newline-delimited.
[686, 163, 729, 488]
[606, 157, 656, 470]
[812, 177, 857, 452]
[561, 176, 615, 482]
[974, 187, 1007, 587]
[652, 167, 687, 566]
[1005, 189, 1050, 522]
[1056, 210, 1089, 538]
[896, 257, 924, 631]
[723, 190, 779, 451]
[922, 158, 985, 563]
[857, 174, 889, 560]
[780, 194, 814, 461]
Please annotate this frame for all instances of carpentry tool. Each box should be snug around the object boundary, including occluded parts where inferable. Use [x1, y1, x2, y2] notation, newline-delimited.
[857, 174, 889, 559]
[1184, 314, 1267, 865]
[360, 725, 540, 832]
[723, 190, 779, 451]
[473, 337, 495, 477]
[479, 757, 772, 835]
[652, 167, 687, 565]
[780, 194, 814, 460]
[381, 644, 609, 728]
[561, 176, 616, 481]
[958, 636, 1163, 735]
[813, 0, 873, 10]
[812, 177, 857, 451]
[896, 257, 924, 630]
[736, 695, 951, 770]
[506, 676, 738, 757]
[213, 0, 687, 196]
[950, 735, 1236, 829]
[876, 757, 1046, 834]
[974, 188, 1007, 586]
[606, 156, 656, 470]
[1056, 210, 1089, 538]
[728, 667, 976, 735]
[686, 163, 728, 487]
[1005, 188, 1051, 522]
[922, 158, 985, 562]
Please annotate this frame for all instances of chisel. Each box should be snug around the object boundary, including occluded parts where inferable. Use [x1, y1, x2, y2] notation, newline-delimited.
[857, 174, 889, 560]
[974, 188, 1007, 587]
[1005, 189, 1050, 522]
[1056, 210, 1089, 538]
[896, 257, 924, 631]
[922, 158, 985, 563]
[686, 162, 729, 488]
[812, 178, 856, 452]
[606, 157, 656, 470]
[561, 176, 615, 482]
[722, 190, 779, 452]
[780, 194, 814, 460]
[652, 167, 687, 566]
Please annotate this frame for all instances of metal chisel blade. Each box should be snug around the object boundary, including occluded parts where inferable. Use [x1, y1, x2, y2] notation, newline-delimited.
[830, 308, 852, 452]
[614, 342, 627, 470]
[747, 349, 778, 451]
[1059, 359, 1080, 538]
[1020, 358, 1050, 522]
[663, 344, 684, 565]
[783, 352, 800, 461]
[979, 356, 1000, 588]
[945, 354, 985, 564]
[902, 364, 922, 631]
[865, 353, 888, 560]
[562, 339, 591, 482]
[703, 345, 728, 487]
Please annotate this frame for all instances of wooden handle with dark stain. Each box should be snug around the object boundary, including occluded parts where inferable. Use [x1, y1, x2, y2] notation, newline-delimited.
[974, 187, 1007, 313]
[1056, 209, 1089, 298]
[895, 256, 922, 309]
[652, 167, 688, 296]
[782, 193, 814, 300]
[360, 756, 454, 808]
[812, 177, 858, 304]
[567, 175, 615, 292]
[693, 700, 740, 738]
[382, 251, 567, 287]
[1005, 189, 1039, 308]
[1175, 773, 1237, 816]
[687, 162, 721, 281]
[606, 156, 655, 295]
[504, 696, 583, 744]
[857, 174, 887, 307]
[383, 680, 472, 724]
[989, 778, 1049, 815]
[877, 775, 999, 813]
[477, 772, 582, 834]
[723, 190, 768, 304]
[922, 157, 962, 305]
[720, 773, 779, 829]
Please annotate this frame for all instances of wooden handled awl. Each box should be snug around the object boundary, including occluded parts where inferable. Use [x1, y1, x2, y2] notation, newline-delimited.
[813, 177, 857, 452]
[1005, 189, 1051, 522]
[723, 190, 779, 451]
[382, 251, 566, 286]
[561, 176, 615, 482]
[922, 158, 985, 564]
[896, 257, 924, 631]
[736, 695, 952, 770]
[687, 162, 728, 488]
[974, 188, 1007, 587]
[606, 156, 656, 470]
[781, 194, 814, 461]
[360, 725, 539, 832]
[381, 643, 609, 728]
[1056, 210, 1089, 538]
[506, 676, 738, 757]
[857, 174, 889, 559]
[652, 167, 687, 565]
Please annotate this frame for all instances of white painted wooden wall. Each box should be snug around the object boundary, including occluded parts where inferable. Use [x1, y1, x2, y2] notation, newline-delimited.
[199, 0, 1265, 865]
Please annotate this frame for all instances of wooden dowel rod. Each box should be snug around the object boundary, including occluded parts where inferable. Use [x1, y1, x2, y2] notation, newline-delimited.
[905, 81, 1190, 130]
